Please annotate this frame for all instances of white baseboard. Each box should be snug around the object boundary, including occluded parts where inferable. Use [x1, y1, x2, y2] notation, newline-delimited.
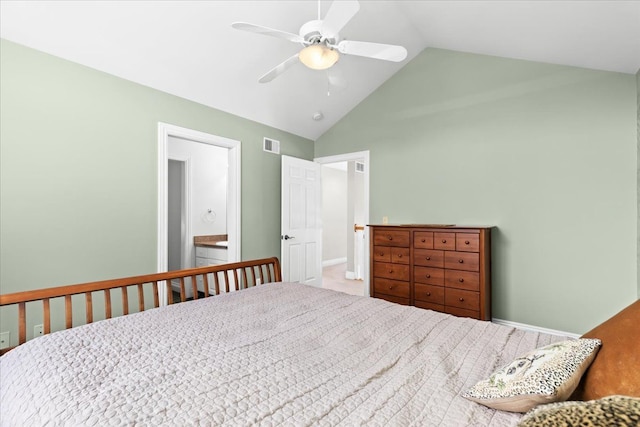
[322, 257, 347, 267]
[492, 318, 580, 339]
[345, 271, 356, 280]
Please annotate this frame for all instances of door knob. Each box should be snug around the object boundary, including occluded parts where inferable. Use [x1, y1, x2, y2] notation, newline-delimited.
[282, 235, 295, 240]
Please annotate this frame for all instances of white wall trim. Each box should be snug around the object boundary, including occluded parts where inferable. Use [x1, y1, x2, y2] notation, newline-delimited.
[321, 258, 358, 280]
[314, 151, 370, 297]
[492, 318, 580, 339]
[322, 257, 347, 267]
[158, 122, 241, 305]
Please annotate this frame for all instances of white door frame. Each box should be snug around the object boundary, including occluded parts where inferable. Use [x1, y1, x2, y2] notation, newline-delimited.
[158, 122, 241, 304]
[314, 151, 370, 297]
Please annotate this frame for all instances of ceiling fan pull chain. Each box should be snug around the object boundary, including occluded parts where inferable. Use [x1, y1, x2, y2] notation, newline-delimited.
[317, 0, 321, 20]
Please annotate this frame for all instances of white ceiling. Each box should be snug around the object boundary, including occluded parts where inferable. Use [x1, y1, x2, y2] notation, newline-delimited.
[1, 1, 639, 141]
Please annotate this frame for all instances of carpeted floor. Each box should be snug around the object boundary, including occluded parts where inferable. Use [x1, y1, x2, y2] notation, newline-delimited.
[322, 263, 365, 296]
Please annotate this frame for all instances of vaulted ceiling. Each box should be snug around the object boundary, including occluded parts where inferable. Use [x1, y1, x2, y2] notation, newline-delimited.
[1, 1, 638, 140]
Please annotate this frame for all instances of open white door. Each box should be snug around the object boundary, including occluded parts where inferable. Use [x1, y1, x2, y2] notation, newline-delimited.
[281, 155, 322, 286]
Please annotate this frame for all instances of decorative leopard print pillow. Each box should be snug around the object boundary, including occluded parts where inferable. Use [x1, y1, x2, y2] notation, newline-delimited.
[463, 338, 601, 413]
[517, 395, 640, 426]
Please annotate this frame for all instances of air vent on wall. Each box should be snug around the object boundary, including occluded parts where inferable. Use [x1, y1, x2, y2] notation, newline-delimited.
[263, 137, 280, 154]
[355, 162, 365, 173]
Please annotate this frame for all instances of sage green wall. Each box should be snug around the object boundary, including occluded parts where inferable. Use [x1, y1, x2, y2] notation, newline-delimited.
[0, 39, 313, 296]
[316, 48, 638, 334]
[637, 68, 640, 298]
[2, 39, 637, 337]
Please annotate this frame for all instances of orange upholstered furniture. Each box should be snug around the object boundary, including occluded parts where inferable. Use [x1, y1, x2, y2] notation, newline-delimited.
[572, 299, 640, 400]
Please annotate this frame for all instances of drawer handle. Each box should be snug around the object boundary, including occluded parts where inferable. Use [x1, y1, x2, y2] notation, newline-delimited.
[389, 270, 394, 274]
[379, 252, 384, 256]
[459, 297, 464, 302]
[459, 278, 464, 283]
[387, 235, 393, 240]
[397, 254, 402, 258]
[458, 259, 464, 263]
[421, 239, 426, 243]
[426, 292, 431, 296]
[442, 239, 447, 243]
[389, 286, 393, 290]
[426, 274, 431, 278]
[426, 257, 431, 260]
[465, 240, 470, 245]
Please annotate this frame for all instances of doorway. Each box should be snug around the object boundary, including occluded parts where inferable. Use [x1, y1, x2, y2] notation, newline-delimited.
[157, 123, 241, 305]
[315, 151, 370, 297]
[167, 159, 188, 272]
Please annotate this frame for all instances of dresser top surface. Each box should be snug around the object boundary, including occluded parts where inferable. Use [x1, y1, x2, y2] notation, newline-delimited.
[368, 224, 494, 230]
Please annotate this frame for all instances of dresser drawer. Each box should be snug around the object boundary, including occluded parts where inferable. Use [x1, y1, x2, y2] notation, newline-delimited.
[414, 231, 434, 249]
[373, 262, 410, 281]
[415, 283, 444, 305]
[375, 294, 410, 306]
[434, 232, 456, 250]
[373, 246, 391, 263]
[415, 300, 445, 313]
[195, 246, 227, 261]
[373, 229, 410, 247]
[414, 249, 444, 268]
[445, 306, 480, 320]
[414, 266, 444, 285]
[456, 233, 480, 252]
[444, 251, 479, 272]
[373, 278, 410, 299]
[391, 247, 410, 264]
[444, 270, 480, 291]
[445, 288, 480, 311]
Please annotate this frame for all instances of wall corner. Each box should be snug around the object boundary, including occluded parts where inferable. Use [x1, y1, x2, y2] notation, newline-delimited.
[636, 68, 640, 298]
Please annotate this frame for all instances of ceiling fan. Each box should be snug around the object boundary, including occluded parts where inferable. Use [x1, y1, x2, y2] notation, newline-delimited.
[232, 0, 408, 83]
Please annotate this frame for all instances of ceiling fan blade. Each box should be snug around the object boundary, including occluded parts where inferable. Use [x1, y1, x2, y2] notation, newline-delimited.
[321, 0, 360, 39]
[232, 22, 303, 43]
[337, 40, 407, 62]
[258, 54, 300, 83]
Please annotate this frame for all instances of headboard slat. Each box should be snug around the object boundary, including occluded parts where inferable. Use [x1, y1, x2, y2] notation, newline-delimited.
[121, 287, 129, 316]
[43, 299, 51, 334]
[18, 302, 26, 345]
[85, 292, 93, 324]
[105, 289, 112, 319]
[137, 284, 144, 312]
[64, 295, 72, 329]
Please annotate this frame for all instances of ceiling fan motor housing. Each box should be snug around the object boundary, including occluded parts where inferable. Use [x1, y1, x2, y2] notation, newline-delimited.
[299, 20, 338, 46]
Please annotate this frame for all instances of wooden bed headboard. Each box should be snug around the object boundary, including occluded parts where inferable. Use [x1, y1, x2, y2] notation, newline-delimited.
[0, 257, 281, 354]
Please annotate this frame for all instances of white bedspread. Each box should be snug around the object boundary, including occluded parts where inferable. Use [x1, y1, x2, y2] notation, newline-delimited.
[0, 283, 565, 426]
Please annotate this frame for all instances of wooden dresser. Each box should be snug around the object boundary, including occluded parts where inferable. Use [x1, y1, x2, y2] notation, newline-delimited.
[369, 225, 492, 320]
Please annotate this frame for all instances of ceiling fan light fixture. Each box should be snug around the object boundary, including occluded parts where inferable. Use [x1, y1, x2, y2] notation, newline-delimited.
[299, 44, 339, 70]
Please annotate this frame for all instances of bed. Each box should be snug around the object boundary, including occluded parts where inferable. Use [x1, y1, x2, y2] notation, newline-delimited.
[0, 257, 638, 426]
